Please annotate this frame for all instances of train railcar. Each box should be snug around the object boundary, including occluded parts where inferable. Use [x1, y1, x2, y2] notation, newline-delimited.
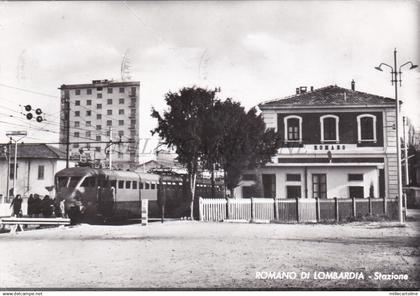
[55, 167, 225, 222]
[55, 167, 160, 222]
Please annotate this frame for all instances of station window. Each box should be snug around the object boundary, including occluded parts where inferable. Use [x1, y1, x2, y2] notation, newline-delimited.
[118, 180, 124, 189]
[286, 174, 301, 182]
[284, 115, 302, 142]
[348, 174, 364, 181]
[37, 165, 45, 180]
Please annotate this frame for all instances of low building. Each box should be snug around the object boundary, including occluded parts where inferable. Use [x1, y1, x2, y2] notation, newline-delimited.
[0, 143, 74, 198]
[236, 82, 399, 200]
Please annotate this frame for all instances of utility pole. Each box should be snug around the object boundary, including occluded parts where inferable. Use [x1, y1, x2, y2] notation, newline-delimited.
[375, 49, 417, 224]
[109, 127, 113, 170]
[403, 116, 409, 185]
[65, 94, 70, 168]
[5, 141, 11, 197]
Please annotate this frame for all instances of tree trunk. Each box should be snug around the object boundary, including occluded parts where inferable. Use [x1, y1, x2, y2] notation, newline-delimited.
[189, 173, 197, 220]
[211, 164, 215, 199]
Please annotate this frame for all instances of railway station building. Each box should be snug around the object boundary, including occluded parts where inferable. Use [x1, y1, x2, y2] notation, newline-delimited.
[235, 82, 399, 200]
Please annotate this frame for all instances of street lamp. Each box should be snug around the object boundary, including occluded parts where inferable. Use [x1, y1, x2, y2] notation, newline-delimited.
[374, 49, 418, 224]
[5, 131, 27, 197]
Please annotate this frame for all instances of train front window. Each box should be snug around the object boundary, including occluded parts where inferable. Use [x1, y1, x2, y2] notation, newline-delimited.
[81, 177, 95, 187]
[57, 177, 69, 189]
[68, 177, 82, 188]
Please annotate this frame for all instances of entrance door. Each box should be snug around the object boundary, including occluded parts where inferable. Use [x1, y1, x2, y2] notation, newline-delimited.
[312, 174, 327, 199]
[262, 174, 276, 198]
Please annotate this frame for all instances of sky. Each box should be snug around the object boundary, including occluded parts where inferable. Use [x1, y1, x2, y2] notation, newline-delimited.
[0, 1, 419, 161]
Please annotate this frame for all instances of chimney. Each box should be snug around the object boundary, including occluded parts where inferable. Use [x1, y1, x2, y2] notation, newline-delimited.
[351, 79, 355, 91]
[310, 86, 314, 92]
[296, 87, 300, 94]
[300, 86, 307, 93]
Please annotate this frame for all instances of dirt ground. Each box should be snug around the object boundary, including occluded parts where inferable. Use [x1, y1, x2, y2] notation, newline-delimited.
[0, 211, 419, 290]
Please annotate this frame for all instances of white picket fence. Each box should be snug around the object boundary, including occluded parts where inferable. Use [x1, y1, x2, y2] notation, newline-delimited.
[199, 197, 399, 223]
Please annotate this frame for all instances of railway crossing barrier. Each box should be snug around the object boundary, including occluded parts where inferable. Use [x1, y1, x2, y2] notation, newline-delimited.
[0, 217, 71, 234]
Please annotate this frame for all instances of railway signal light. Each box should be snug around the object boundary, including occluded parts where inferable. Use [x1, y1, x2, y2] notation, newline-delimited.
[23, 105, 44, 122]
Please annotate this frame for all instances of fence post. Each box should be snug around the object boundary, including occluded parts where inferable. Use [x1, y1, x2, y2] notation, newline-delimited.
[141, 199, 148, 226]
[199, 197, 203, 221]
[295, 197, 299, 223]
[334, 197, 339, 222]
[368, 196, 372, 215]
[352, 196, 356, 218]
[383, 197, 387, 215]
[273, 197, 278, 221]
[316, 197, 320, 222]
[403, 193, 407, 222]
[225, 197, 230, 220]
[251, 197, 255, 222]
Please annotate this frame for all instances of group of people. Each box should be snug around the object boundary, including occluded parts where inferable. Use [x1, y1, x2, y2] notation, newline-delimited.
[10, 194, 64, 218]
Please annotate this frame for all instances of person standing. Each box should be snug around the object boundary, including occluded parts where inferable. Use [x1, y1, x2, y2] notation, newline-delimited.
[33, 194, 42, 217]
[27, 194, 35, 217]
[10, 194, 23, 217]
[42, 195, 54, 218]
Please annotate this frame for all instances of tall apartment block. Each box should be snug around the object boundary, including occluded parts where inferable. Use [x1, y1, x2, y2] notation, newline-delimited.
[59, 80, 140, 170]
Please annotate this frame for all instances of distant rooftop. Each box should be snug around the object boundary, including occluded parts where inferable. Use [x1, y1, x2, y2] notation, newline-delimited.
[59, 79, 140, 90]
[0, 143, 67, 160]
[259, 84, 397, 109]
